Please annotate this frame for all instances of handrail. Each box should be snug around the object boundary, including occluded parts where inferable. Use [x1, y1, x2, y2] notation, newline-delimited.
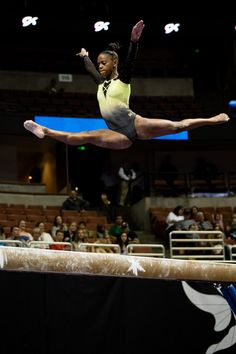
[126, 244, 165, 258]
[0, 239, 23, 247]
[77, 242, 121, 254]
[169, 230, 225, 260]
[28, 241, 73, 250]
[228, 245, 236, 261]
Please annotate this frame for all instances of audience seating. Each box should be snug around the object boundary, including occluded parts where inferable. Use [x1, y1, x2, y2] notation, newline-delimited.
[0, 204, 109, 237]
[149, 206, 235, 242]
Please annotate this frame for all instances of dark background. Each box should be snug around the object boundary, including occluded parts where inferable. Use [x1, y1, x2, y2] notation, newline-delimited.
[0, 269, 235, 354]
[0, 1, 235, 84]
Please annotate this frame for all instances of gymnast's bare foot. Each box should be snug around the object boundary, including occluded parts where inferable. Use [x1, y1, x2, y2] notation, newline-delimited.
[209, 113, 230, 124]
[24, 120, 45, 138]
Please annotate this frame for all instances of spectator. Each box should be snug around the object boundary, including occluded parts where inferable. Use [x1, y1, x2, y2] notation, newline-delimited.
[108, 214, 126, 243]
[62, 189, 90, 212]
[0, 224, 5, 240]
[51, 215, 68, 239]
[100, 166, 119, 204]
[50, 230, 69, 251]
[211, 209, 225, 231]
[165, 206, 184, 233]
[45, 78, 64, 98]
[178, 208, 196, 230]
[195, 210, 214, 231]
[190, 205, 199, 220]
[164, 205, 184, 247]
[36, 222, 54, 243]
[64, 221, 78, 243]
[96, 223, 110, 239]
[18, 220, 33, 242]
[117, 231, 130, 254]
[118, 162, 136, 206]
[100, 192, 115, 223]
[121, 221, 140, 244]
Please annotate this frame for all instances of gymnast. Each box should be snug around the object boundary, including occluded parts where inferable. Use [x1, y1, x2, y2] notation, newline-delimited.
[24, 20, 229, 150]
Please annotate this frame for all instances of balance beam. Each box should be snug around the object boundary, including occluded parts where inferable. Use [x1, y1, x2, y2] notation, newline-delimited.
[0, 246, 235, 282]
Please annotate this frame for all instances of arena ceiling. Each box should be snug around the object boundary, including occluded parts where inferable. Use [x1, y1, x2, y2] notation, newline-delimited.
[0, 1, 235, 75]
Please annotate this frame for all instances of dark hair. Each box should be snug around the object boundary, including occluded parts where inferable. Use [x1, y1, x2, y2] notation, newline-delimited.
[173, 205, 184, 216]
[101, 42, 121, 61]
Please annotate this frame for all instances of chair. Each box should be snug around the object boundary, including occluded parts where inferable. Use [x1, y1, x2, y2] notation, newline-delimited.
[5, 207, 26, 216]
[8, 203, 26, 209]
[26, 205, 44, 212]
[61, 210, 79, 223]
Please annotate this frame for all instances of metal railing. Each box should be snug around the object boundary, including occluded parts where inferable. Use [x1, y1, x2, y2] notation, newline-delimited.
[126, 244, 165, 258]
[169, 230, 225, 260]
[77, 243, 121, 254]
[28, 241, 73, 250]
[228, 245, 236, 261]
[0, 239, 23, 247]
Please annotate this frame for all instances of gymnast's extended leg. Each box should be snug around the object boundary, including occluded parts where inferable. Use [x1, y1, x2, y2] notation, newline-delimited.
[23, 120, 132, 150]
[134, 113, 230, 139]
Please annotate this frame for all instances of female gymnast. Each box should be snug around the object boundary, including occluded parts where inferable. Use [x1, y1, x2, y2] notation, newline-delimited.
[24, 20, 229, 150]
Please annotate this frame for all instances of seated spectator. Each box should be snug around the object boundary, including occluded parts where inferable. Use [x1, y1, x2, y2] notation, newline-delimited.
[62, 190, 90, 212]
[0, 224, 5, 240]
[165, 206, 184, 232]
[211, 209, 225, 231]
[195, 211, 214, 231]
[190, 205, 200, 221]
[30, 226, 49, 249]
[8, 226, 20, 240]
[117, 231, 130, 254]
[226, 212, 236, 241]
[36, 222, 54, 243]
[164, 205, 184, 249]
[78, 221, 95, 243]
[45, 78, 64, 98]
[211, 223, 225, 255]
[178, 208, 196, 230]
[92, 238, 116, 253]
[32, 226, 41, 241]
[108, 214, 127, 243]
[186, 223, 200, 240]
[64, 221, 78, 243]
[121, 222, 140, 244]
[18, 220, 33, 243]
[50, 230, 70, 250]
[51, 215, 68, 239]
[96, 223, 110, 239]
[6, 226, 20, 246]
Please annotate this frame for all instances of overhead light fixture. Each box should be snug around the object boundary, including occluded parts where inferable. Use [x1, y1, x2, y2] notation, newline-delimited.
[164, 22, 180, 34]
[22, 16, 39, 27]
[94, 21, 110, 32]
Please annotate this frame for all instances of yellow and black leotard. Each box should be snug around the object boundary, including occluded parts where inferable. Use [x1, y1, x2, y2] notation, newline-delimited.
[83, 41, 138, 142]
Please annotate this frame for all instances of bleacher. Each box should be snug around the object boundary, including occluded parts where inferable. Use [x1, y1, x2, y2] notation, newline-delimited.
[0, 203, 111, 237]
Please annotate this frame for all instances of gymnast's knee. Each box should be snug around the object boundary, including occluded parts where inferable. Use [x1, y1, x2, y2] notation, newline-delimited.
[174, 122, 186, 132]
[66, 134, 82, 145]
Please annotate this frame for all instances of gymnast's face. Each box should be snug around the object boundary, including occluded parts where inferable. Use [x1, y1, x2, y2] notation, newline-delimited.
[97, 53, 117, 80]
